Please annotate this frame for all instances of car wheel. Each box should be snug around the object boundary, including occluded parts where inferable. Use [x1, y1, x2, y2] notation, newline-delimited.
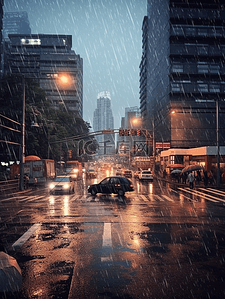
[118, 189, 125, 196]
[91, 189, 97, 196]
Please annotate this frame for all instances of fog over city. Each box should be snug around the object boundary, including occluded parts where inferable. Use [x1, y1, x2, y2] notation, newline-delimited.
[3, 0, 146, 129]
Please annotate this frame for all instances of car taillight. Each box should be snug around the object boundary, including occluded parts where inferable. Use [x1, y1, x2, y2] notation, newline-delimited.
[130, 184, 133, 188]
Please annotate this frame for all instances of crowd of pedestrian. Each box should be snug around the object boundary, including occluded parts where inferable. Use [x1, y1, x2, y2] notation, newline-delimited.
[163, 167, 225, 188]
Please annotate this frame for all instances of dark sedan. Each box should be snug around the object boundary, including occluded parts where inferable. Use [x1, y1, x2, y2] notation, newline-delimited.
[88, 176, 134, 196]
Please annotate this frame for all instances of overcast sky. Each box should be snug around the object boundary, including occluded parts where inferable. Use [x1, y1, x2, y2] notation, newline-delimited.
[3, 0, 146, 130]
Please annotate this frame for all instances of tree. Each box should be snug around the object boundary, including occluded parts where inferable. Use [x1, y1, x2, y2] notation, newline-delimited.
[0, 74, 95, 163]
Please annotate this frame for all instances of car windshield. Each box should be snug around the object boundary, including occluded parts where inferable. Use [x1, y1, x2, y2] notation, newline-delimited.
[54, 177, 70, 182]
[143, 171, 151, 174]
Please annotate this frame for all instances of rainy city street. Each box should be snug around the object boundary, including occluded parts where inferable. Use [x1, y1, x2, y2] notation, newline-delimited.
[1, 177, 225, 299]
[1, 0, 225, 298]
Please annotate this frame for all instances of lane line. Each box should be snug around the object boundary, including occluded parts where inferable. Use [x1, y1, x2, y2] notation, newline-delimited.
[101, 222, 113, 262]
[12, 223, 41, 250]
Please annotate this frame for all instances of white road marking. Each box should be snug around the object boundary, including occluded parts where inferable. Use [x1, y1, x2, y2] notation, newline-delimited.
[101, 222, 113, 262]
[12, 223, 41, 250]
[178, 188, 218, 202]
[155, 195, 164, 201]
[162, 195, 174, 202]
[140, 195, 148, 201]
[199, 188, 225, 198]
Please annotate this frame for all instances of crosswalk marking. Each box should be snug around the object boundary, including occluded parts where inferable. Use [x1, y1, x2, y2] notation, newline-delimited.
[71, 195, 81, 201]
[199, 188, 225, 198]
[155, 195, 164, 201]
[5, 189, 225, 204]
[139, 194, 148, 202]
[178, 187, 218, 202]
[19, 195, 45, 202]
[161, 194, 174, 202]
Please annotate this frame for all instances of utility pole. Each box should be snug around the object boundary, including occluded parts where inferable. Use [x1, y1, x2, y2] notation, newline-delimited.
[216, 99, 220, 188]
[19, 76, 25, 191]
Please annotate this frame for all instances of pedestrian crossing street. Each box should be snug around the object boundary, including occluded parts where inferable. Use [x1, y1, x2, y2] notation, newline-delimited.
[3, 187, 225, 204]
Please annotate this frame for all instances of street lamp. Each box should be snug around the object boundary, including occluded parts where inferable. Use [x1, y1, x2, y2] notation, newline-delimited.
[19, 76, 25, 191]
[216, 99, 220, 188]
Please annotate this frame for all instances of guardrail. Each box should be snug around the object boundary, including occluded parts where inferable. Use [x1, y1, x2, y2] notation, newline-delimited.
[0, 179, 19, 195]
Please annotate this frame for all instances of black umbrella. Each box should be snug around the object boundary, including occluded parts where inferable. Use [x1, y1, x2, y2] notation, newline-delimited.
[181, 165, 203, 173]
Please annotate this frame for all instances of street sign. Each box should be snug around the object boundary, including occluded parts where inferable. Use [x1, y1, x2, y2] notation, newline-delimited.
[155, 142, 171, 149]
[102, 129, 114, 134]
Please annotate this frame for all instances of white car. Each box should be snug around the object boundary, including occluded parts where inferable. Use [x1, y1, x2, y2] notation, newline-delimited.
[139, 170, 153, 181]
[49, 176, 74, 194]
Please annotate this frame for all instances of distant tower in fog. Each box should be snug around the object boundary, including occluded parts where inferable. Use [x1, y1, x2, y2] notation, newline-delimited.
[3, 11, 31, 38]
[93, 91, 115, 156]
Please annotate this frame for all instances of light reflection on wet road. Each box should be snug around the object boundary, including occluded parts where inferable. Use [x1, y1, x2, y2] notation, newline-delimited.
[0, 178, 225, 298]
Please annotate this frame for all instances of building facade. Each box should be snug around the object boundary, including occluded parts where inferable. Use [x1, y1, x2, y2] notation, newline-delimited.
[3, 11, 31, 39]
[140, 0, 225, 149]
[4, 34, 83, 117]
[93, 91, 115, 156]
[0, 0, 4, 76]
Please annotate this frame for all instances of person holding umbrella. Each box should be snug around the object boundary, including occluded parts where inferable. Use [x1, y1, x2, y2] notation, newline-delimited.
[188, 172, 195, 189]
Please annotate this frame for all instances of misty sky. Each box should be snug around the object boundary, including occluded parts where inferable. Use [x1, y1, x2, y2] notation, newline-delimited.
[3, 0, 146, 130]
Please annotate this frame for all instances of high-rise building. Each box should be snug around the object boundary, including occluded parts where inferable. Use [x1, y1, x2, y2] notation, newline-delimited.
[4, 34, 83, 117]
[0, 0, 4, 76]
[117, 107, 144, 156]
[93, 91, 115, 156]
[3, 11, 31, 39]
[140, 0, 225, 148]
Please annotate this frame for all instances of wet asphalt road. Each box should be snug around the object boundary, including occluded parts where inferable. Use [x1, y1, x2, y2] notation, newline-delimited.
[1, 177, 225, 299]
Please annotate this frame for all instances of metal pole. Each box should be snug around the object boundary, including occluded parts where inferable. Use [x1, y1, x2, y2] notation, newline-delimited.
[19, 76, 25, 191]
[152, 118, 155, 174]
[216, 99, 220, 188]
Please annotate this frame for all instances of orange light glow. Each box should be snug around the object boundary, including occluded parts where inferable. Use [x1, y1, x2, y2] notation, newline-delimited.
[57, 74, 72, 86]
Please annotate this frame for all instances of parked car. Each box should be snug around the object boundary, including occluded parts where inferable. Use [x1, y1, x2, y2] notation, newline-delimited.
[88, 176, 134, 196]
[139, 170, 153, 181]
[123, 170, 132, 178]
[86, 169, 97, 178]
[49, 176, 74, 194]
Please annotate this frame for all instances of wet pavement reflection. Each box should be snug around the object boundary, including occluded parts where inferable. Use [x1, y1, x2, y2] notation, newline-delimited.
[1, 176, 225, 298]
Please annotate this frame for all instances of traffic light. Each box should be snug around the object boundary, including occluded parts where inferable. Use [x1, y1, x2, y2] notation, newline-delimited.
[119, 129, 124, 136]
[131, 129, 137, 136]
[124, 129, 129, 136]
[137, 129, 141, 136]
[68, 150, 72, 158]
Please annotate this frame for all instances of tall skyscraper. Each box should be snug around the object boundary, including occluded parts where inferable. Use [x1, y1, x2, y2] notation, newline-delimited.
[93, 91, 115, 156]
[4, 34, 83, 117]
[140, 0, 225, 148]
[0, 0, 4, 76]
[3, 11, 31, 39]
[117, 106, 143, 156]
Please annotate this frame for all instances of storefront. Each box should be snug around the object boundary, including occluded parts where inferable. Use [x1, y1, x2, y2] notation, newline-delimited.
[159, 146, 225, 178]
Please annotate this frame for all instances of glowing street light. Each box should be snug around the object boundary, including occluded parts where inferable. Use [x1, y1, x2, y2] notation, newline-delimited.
[57, 73, 72, 87]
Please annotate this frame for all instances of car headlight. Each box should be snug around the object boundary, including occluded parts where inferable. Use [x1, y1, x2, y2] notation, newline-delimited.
[50, 183, 55, 189]
[63, 184, 70, 189]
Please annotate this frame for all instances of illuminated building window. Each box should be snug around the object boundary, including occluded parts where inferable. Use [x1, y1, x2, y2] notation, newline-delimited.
[21, 38, 41, 45]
